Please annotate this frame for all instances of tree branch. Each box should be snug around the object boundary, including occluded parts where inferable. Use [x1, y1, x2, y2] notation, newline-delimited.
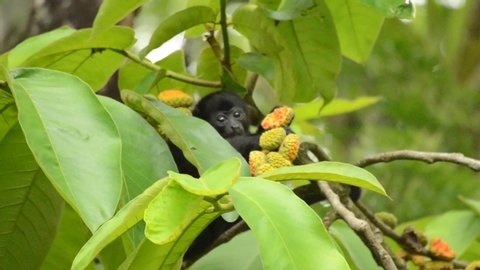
[317, 181, 398, 270]
[355, 150, 480, 172]
[219, 0, 231, 71]
[111, 49, 222, 88]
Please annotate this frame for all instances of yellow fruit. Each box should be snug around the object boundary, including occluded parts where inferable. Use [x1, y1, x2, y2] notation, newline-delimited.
[259, 128, 286, 151]
[266, 152, 291, 168]
[261, 106, 294, 129]
[256, 163, 275, 175]
[249, 151, 267, 176]
[278, 134, 300, 161]
[158, 90, 193, 108]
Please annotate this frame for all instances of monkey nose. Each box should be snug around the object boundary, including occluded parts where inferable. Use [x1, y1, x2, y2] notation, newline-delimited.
[232, 126, 243, 135]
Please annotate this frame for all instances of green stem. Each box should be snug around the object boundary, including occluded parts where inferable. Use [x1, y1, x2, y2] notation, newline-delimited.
[112, 49, 221, 88]
[220, 0, 231, 71]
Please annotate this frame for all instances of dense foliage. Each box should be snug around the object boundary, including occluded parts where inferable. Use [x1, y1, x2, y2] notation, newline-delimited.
[0, 0, 479, 269]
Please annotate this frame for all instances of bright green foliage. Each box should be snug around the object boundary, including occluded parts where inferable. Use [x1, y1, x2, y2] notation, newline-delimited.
[99, 97, 177, 202]
[92, 0, 147, 38]
[324, 0, 384, 63]
[262, 161, 387, 196]
[0, 124, 63, 269]
[231, 178, 350, 270]
[170, 158, 241, 196]
[10, 68, 122, 232]
[140, 6, 217, 58]
[71, 178, 169, 270]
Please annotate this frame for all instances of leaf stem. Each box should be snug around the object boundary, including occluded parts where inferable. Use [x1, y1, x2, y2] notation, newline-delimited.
[111, 49, 221, 88]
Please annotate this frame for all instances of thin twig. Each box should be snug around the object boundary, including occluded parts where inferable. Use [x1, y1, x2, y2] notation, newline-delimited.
[356, 150, 480, 172]
[318, 181, 398, 270]
[219, 0, 231, 71]
[111, 49, 222, 88]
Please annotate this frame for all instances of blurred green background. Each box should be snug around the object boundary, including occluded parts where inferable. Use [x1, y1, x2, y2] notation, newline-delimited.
[324, 0, 480, 221]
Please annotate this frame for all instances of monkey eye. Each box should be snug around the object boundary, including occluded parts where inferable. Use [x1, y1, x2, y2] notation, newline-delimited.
[217, 115, 227, 122]
[233, 111, 243, 118]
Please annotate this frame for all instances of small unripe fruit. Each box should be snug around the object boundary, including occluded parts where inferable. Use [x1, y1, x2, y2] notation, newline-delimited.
[259, 128, 286, 151]
[266, 152, 292, 168]
[158, 90, 193, 108]
[278, 133, 300, 161]
[261, 106, 294, 129]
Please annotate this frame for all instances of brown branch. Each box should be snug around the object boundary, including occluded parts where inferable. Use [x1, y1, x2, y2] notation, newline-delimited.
[355, 202, 469, 269]
[318, 181, 398, 270]
[355, 150, 480, 172]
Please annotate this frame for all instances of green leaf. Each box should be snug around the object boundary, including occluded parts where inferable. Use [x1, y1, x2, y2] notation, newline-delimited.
[6, 26, 76, 69]
[237, 52, 275, 81]
[23, 27, 135, 90]
[0, 123, 64, 269]
[330, 220, 383, 270]
[120, 210, 219, 270]
[261, 161, 387, 196]
[230, 178, 350, 270]
[359, 0, 415, 19]
[324, 0, 384, 63]
[459, 196, 480, 216]
[190, 231, 262, 270]
[170, 158, 241, 196]
[294, 96, 381, 120]
[0, 87, 17, 141]
[425, 210, 480, 257]
[141, 6, 217, 58]
[232, 4, 283, 55]
[258, 0, 315, 20]
[144, 181, 208, 244]
[99, 96, 177, 201]
[92, 0, 148, 38]
[121, 90, 250, 176]
[72, 178, 169, 270]
[41, 205, 93, 270]
[10, 68, 122, 232]
[276, 0, 341, 102]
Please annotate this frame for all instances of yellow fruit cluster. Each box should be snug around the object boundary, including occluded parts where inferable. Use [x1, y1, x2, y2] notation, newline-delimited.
[158, 89, 193, 115]
[249, 125, 300, 176]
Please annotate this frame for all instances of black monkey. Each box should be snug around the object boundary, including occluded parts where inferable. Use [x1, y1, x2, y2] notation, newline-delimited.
[193, 91, 262, 159]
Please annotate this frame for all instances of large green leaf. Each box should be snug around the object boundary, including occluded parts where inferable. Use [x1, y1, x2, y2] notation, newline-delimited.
[71, 178, 169, 270]
[140, 6, 217, 58]
[0, 123, 64, 269]
[189, 231, 262, 270]
[330, 220, 383, 270]
[359, 0, 415, 19]
[232, 4, 283, 56]
[92, 0, 148, 38]
[119, 211, 220, 270]
[5, 26, 76, 69]
[293, 96, 381, 120]
[10, 68, 122, 232]
[277, 0, 341, 102]
[258, 0, 315, 20]
[22, 27, 135, 90]
[99, 96, 177, 201]
[121, 90, 250, 176]
[144, 181, 206, 244]
[425, 210, 480, 257]
[41, 205, 94, 270]
[236, 52, 275, 81]
[261, 161, 387, 196]
[170, 158, 241, 196]
[230, 178, 350, 270]
[0, 88, 17, 141]
[324, 0, 384, 63]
